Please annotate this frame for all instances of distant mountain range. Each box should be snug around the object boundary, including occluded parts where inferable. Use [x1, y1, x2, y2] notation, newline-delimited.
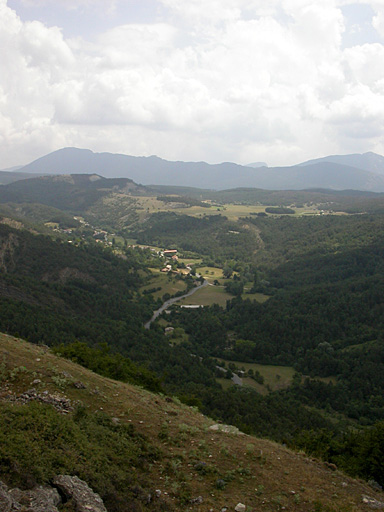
[298, 152, 384, 175]
[5, 147, 384, 192]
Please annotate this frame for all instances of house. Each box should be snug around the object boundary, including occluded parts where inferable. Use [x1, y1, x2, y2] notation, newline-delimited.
[163, 249, 178, 257]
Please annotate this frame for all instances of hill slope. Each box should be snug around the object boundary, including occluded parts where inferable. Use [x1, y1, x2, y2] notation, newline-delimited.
[1, 333, 383, 512]
[0, 173, 148, 213]
[16, 147, 384, 192]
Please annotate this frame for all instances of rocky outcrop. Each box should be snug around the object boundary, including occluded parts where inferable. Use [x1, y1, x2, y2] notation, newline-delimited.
[362, 495, 384, 509]
[0, 481, 13, 512]
[9, 485, 61, 512]
[6, 388, 74, 414]
[0, 476, 107, 512]
[53, 475, 107, 512]
[0, 481, 60, 512]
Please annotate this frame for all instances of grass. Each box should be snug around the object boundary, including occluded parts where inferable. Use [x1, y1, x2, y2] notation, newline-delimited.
[0, 332, 381, 512]
[140, 268, 189, 299]
[241, 291, 270, 302]
[178, 283, 233, 307]
[133, 197, 329, 222]
[196, 266, 224, 280]
[217, 358, 296, 393]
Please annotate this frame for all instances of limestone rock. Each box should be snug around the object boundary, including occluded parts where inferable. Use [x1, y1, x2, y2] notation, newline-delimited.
[9, 485, 61, 512]
[235, 503, 246, 512]
[190, 496, 204, 505]
[53, 475, 107, 512]
[209, 424, 240, 434]
[7, 388, 74, 414]
[0, 481, 13, 512]
[362, 495, 384, 509]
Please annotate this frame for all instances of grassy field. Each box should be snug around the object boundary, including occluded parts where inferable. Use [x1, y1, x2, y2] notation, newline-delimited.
[242, 290, 270, 303]
[141, 268, 271, 307]
[217, 358, 296, 393]
[139, 269, 188, 299]
[178, 283, 234, 307]
[134, 196, 326, 221]
[196, 266, 224, 280]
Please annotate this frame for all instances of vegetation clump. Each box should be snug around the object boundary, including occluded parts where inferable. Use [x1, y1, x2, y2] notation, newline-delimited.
[0, 402, 160, 512]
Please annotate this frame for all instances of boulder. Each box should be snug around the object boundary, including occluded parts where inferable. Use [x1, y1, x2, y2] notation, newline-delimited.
[9, 485, 61, 512]
[0, 481, 13, 512]
[362, 495, 384, 509]
[53, 475, 107, 512]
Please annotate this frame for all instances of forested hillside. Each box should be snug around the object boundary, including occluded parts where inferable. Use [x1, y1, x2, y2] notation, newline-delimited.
[1, 183, 384, 491]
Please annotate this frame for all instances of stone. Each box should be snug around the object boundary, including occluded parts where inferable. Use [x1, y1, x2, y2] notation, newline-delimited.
[74, 381, 86, 389]
[209, 424, 240, 434]
[9, 485, 61, 512]
[0, 481, 13, 512]
[7, 388, 74, 414]
[235, 503, 246, 512]
[216, 479, 226, 489]
[362, 495, 384, 509]
[190, 496, 204, 505]
[53, 475, 107, 512]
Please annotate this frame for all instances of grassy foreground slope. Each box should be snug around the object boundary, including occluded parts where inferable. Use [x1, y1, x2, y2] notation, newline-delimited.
[1, 333, 383, 512]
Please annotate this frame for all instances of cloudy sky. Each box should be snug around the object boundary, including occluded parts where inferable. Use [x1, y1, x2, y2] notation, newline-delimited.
[1, 0, 384, 168]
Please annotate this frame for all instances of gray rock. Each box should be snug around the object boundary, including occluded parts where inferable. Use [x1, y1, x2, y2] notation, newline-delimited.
[209, 424, 240, 434]
[9, 485, 61, 512]
[362, 495, 384, 509]
[190, 496, 204, 505]
[7, 389, 74, 414]
[235, 503, 246, 512]
[0, 481, 13, 512]
[53, 475, 107, 512]
[74, 381, 86, 389]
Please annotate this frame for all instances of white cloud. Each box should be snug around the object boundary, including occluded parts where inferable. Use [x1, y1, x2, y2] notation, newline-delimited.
[15, 0, 119, 12]
[373, 7, 384, 37]
[1, 0, 384, 169]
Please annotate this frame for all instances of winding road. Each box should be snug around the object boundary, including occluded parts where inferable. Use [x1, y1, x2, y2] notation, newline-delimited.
[144, 279, 208, 329]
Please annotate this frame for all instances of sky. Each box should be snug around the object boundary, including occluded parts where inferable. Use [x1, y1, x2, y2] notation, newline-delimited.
[1, 0, 384, 169]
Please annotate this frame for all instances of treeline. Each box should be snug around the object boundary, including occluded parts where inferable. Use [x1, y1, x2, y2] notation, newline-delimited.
[293, 421, 384, 486]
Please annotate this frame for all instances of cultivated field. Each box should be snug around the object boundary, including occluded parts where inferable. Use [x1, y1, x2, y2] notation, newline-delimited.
[217, 359, 296, 394]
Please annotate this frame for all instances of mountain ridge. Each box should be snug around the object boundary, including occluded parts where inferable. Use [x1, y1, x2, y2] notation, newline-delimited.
[298, 151, 384, 175]
[14, 147, 384, 192]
